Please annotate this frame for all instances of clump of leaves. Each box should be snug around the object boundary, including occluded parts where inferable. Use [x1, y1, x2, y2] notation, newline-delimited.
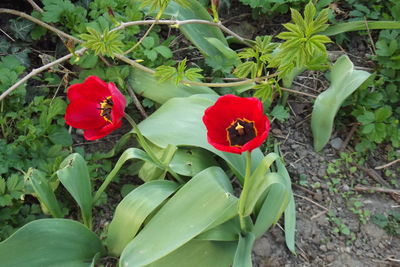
[372, 211, 400, 236]
[269, 1, 331, 78]
[80, 27, 124, 58]
[155, 58, 203, 85]
[234, 36, 277, 79]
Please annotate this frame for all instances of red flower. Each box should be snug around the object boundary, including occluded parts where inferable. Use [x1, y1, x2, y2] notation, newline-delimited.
[202, 94, 270, 154]
[65, 76, 126, 140]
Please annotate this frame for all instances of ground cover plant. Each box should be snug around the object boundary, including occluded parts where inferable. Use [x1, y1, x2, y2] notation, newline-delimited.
[0, 0, 399, 266]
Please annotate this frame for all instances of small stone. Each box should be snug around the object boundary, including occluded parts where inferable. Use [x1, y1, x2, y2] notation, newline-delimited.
[378, 243, 385, 249]
[272, 128, 282, 135]
[327, 242, 335, 250]
[366, 252, 374, 258]
[326, 254, 335, 262]
[330, 137, 343, 150]
[342, 184, 350, 191]
[320, 245, 327, 252]
[313, 193, 323, 202]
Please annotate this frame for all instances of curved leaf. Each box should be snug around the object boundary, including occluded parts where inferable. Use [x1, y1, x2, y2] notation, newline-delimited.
[232, 232, 255, 267]
[322, 21, 400, 36]
[162, 0, 228, 58]
[119, 167, 238, 266]
[57, 153, 92, 228]
[128, 68, 216, 105]
[26, 168, 63, 218]
[169, 147, 218, 177]
[311, 55, 371, 151]
[0, 219, 104, 267]
[253, 172, 289, 238]
[106, 180, 179, 256]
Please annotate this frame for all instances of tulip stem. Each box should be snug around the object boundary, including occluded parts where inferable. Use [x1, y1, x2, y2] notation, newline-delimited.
[124, 113, 184, 184]
[239, 151, 253, 234]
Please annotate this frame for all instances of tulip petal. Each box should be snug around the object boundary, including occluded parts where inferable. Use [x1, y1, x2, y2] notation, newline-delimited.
[67, 76, 111, 103]
[65, 99, 106, 129]
[83, 120, 122, 140]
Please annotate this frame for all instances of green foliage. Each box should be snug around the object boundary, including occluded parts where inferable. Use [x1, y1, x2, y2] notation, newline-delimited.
[372, 211, 400, 236]
[270, 105, 290, 122]
[155, 58, 204, 85]
[238, 0, 309, 15]
[234, 36, 277, 79]
[80, 27, 124, 58]
[270, 2, 331, 79]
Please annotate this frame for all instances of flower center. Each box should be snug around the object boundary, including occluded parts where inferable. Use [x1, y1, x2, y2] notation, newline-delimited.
[226, 118, 257, 147]
[98, 96, 113, 123]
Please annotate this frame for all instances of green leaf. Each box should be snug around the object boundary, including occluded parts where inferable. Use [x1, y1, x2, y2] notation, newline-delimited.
[154, 46, 173, 58]
[120, 167, 238, 266]
[146, 240, 237, 267]
[137, 94, 264, 182]
[42, 0, 75, 23]
[239, 153, 280, 217]
[0, 219, 104, 267]
[170, 147, 218, 176]
[232, 232, 255, 267]
[311, 55, 371, 151]
[0, 177, 5, 194]
[160, 0, 228, 60]
[107, 180, 179, 256]
[375, 106, 392, 122]
[57, 153, 93, 228]
[321, 21, 400, 36]
[129, 68, 216, 104]
[253, 172, 289, 238]
[357, 111, 375, 125]
[142, 36, 155, 49]
[271, 105, 289, 122]
[26, 168, 63, 218]
[48, 127, 72, 146]
[47, 98, 67, 121]
[9, 19, 34, 41]
[274, 144, 296, 254]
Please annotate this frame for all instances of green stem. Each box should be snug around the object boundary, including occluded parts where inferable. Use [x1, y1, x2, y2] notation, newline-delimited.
[239, 151, 253, 233]
[124, 113, 184, 184]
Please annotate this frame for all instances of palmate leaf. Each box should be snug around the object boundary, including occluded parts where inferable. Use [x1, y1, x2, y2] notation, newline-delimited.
[271, 1, 331, 78]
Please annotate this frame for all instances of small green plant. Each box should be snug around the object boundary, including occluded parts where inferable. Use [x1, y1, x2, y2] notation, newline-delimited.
[372, 211, 400, 236]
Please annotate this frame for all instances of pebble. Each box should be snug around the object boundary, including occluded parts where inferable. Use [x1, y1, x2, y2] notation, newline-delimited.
[313, 193, 323, 202]
[342, 184, 350, 191]
[326, 254, 335, 262]
[327, 242, 335, 250]
[330, 137, 343, 150]
[320, 245, 327, 252]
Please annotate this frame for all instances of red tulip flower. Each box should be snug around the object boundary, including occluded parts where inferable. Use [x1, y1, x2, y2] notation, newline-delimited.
[202, 94, 270, 154]
[65, 76, 126, 140]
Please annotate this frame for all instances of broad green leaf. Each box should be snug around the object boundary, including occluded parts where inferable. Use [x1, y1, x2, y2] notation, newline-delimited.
[138, 94, 264, 182]
[48, 126, 72, 146]
[107, 180, 179, 256]
[321, 21, 400, 36]
[26, 168, 63, 218]
[57, 153, 92, 228]
[274, 144, 296, 254]
[232, 232, 255, 267]
[239, 153, 279, 217]
[311, 55, 371, 151]
[119, 167, 238, 266]
[146, 240, 237, 267]
[162, 0, 228, 58]
[128, 68, 216, 104]
[253, 172, 289, 238]
[169, 147, 218, 176]
[0, 219, 104, 267]
[195, 218, 240, 242]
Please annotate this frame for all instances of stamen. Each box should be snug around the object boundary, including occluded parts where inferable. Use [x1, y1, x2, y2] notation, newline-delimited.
[235, 123, 244, 135]
[99, 96, 113, 123]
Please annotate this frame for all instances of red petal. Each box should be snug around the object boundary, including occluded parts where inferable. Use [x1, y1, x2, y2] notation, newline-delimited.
[65, 99, 106, 129]
[109, 82, 126, 122]
[83, 120, 122, 140]
[67, 76, 110, 103]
